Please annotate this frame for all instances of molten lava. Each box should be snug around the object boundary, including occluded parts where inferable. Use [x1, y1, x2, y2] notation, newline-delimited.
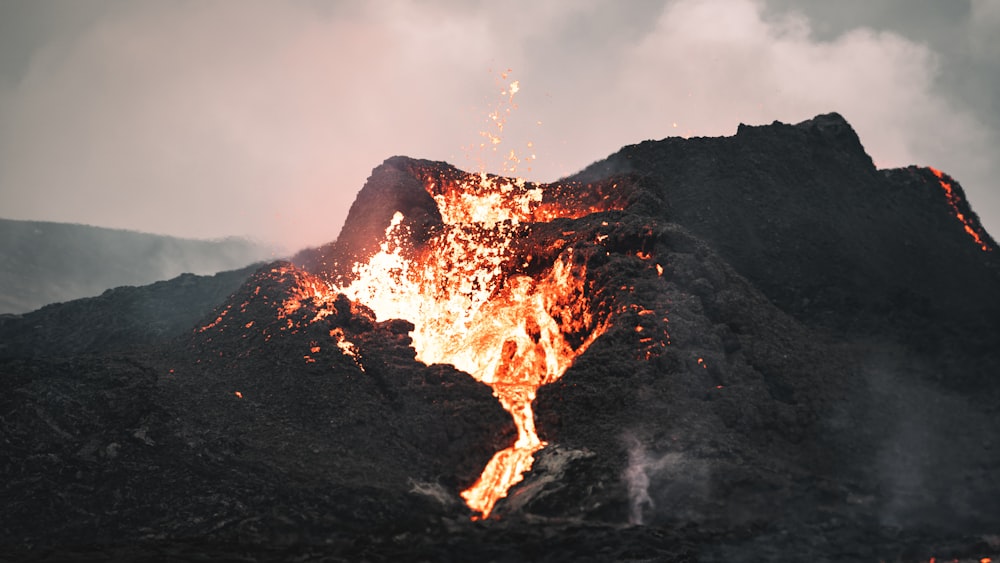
[929, 167, 992, 252]
[243, 75, 625, 518]
[336, 171, 612, 518]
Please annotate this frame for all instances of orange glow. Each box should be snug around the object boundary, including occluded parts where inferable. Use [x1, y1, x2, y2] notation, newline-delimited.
[929, 167, 992, 252]
[276, 266, 338, 324]
[234, 391, 243, 399]
[198, 309, 229, 333]
[330, 327, 364, 371]
[225, 79, 627, 519]
[334, 165, 615, 518]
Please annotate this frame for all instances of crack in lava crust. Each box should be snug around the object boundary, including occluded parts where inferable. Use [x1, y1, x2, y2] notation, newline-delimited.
[335, 172, 612, 518]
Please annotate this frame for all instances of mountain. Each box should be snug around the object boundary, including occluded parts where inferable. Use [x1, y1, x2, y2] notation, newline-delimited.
[0, 218, 275, 314]
[2, 113, 998, 562]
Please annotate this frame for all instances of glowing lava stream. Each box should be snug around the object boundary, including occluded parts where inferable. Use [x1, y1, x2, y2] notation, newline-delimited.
[336, 174, 607, 519]
[929, 167, 992, 252]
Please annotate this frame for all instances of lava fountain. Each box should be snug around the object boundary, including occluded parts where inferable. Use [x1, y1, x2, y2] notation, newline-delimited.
[278, 75, 626, 518]
[335, 170, 613, 518]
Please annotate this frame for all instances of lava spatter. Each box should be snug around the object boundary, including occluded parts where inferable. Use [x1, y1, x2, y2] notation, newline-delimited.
[336, 170, 615, 518]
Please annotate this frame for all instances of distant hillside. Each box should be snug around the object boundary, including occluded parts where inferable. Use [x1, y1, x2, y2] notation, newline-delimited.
[0, 218, 274, 314]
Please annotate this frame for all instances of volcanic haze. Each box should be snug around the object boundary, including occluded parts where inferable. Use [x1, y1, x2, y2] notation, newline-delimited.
[1, 0, 998, 251]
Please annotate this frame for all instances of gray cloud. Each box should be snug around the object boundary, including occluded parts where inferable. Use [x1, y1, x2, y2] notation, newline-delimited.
[0, 0, 997, 251]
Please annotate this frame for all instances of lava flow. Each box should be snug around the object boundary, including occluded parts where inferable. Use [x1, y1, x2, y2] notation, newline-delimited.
[929, 167, 992, 252]
[335, 170, 612, 518]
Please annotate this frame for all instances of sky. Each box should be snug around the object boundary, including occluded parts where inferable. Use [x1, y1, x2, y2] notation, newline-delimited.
[0, 0, 997, 253]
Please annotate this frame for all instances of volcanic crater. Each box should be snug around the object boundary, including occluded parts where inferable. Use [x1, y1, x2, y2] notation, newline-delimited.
[2, 113, 999, 562]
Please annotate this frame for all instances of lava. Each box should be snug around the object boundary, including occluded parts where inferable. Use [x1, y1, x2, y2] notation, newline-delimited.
[330, 327, 364, 371]
[929, 167, 992, 252]
[335, 170, 612, 518]
[474, 71, 532, 177]
[257, 75, 624, 517]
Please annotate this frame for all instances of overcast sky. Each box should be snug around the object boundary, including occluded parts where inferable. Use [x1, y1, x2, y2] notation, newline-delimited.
[1, 0, 997, 252]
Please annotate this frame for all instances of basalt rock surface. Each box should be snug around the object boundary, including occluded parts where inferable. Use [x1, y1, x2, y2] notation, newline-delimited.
[2, 113, 999, 562]
[0, 265, 259, 359]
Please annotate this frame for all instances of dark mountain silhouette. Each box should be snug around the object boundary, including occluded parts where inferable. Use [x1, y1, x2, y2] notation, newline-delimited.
[2, 113, 998, 562]
[0, 218, 274, 314]
[0, 266, 259, 358]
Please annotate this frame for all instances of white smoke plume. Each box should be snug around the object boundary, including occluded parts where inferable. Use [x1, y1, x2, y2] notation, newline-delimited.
[623, 432, 685, 526]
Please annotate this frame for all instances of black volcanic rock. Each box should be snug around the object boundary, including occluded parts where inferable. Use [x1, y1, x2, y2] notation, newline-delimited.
[0, 355, 483, 550]
[572, 113, 999, 336]
[295, 156, 445, 274]
[292, 155, 643, 282]
[2, 113, 999, 562]
[0, 265, 259, 359]
[1, 262, 510, 549]
[182, 262, 511, 493]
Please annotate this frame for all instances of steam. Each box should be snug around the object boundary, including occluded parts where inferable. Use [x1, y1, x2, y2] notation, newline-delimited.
[623, 433, 683, 526]
[824, 349, 1000, 531]
[867, 362, 996, 530]
[623, 434, 657, 525]
[408, 479, 459, 507]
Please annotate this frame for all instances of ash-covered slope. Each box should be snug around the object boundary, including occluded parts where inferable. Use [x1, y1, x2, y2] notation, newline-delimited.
[0, 265, 259, 358]
[572, 113, 999, 341]
[525, 115, 1000, 537]
[3, 113, 999, 561]
[2, 262, 510, 551]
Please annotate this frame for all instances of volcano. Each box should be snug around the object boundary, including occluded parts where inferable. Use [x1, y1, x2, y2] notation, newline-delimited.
[2, 113, 999, 562]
